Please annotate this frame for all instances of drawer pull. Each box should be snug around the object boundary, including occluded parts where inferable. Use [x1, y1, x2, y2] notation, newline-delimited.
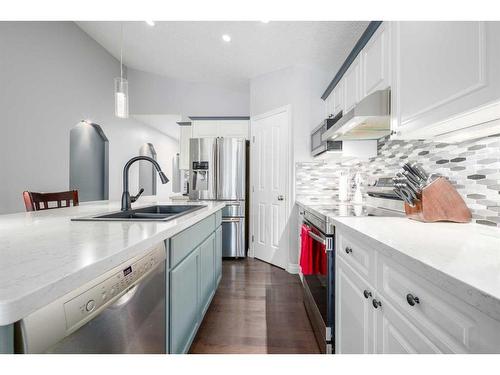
[372, 299, 382, 309]
[406, 294, 420, 306]
[363, 290, 372, 299]
[345, 246, 353, 254]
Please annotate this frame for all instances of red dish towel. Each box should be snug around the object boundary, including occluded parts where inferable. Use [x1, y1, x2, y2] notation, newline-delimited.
[310, 227, 327, 275]
[300, 224, 314, 275]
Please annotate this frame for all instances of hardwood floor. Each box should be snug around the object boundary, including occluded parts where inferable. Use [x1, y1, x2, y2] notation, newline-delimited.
[189, 258, 321, 354]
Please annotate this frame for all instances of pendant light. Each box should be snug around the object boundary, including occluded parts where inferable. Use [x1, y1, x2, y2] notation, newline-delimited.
[114, 23, 129, 118]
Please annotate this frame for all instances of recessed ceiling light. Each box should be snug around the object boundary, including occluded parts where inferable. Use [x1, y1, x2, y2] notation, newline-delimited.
[261, 20, 270, 23]
[222, 34, 231, 42]
[145, 20, 155, 26]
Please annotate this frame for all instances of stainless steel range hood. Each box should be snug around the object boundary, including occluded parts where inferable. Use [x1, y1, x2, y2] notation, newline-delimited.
[322, 89, 391, 141]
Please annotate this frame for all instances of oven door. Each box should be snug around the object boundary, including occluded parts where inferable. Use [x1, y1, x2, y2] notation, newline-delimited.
[301, 222, 335, 354]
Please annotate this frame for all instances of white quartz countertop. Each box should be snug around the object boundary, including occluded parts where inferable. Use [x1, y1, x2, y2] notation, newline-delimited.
[0, 199, 225, 325]
[296, 200, 500, 321]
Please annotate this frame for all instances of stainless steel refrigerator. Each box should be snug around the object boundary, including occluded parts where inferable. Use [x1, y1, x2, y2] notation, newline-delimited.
[189, 137, 246, 258]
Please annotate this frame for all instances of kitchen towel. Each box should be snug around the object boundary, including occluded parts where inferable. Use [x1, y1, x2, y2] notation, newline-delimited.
[310, 227, 327, 275]
[300, 224, 314, 275]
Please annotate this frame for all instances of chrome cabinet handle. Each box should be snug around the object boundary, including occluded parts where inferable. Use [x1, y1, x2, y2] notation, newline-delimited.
[345, 246, 352, 254]
[406, 294, 420, 306]
[372, 299, 382, 309]
[363, 290, 372, 299]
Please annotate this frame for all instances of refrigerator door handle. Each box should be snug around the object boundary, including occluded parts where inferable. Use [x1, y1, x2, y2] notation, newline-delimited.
[216, 137, 222, 200]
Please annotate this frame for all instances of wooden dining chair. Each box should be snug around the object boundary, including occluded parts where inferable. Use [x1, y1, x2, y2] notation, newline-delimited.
[23, 190, 79, 212]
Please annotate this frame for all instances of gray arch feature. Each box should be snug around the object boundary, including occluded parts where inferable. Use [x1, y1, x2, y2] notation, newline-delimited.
[70, 121, 109, 202]
[139, 143, 157, 196]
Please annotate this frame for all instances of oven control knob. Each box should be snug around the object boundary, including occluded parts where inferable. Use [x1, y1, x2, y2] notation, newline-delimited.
[85, 299, 96, 312]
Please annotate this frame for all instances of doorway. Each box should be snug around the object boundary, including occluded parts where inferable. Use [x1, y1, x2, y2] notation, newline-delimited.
[139, 143, 157, 196]
[250, 105, 291, 269]
[69, 121, 109, 202]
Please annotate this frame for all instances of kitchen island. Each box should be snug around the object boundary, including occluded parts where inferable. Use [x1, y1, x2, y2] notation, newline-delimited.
[0, 198, 225, 353]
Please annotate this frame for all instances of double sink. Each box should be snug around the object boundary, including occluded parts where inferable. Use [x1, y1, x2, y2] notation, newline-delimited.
[72, 205, 206, 222]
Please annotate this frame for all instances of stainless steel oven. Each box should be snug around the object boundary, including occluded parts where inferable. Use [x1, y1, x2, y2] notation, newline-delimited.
[311, 113, 343, 157]
[300, 207, 335, 354]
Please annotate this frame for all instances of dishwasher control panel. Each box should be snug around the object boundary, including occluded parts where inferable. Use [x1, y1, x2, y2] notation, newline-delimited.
[64, 245, 165, 330]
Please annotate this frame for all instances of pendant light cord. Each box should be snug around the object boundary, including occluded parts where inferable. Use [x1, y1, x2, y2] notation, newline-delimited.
[120, 23, 123, 79]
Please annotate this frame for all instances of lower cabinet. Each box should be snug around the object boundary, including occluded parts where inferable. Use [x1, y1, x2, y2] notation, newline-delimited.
[215, 226, 222, 283]
[170, 248, 201, 354]
[336, 257, 375, 354]
[336, 229, 500, 354]
[168, 212, 223, 354]
[199, 233, 216, 317]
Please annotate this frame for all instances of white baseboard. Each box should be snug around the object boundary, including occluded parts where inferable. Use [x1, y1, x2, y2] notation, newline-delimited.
[287, 263, 300, 274]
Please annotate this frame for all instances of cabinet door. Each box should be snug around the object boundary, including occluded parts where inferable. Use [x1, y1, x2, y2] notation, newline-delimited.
[199, 233, 216, 316]
[215, 226, 222, 283]
[343, 55, 361, 113]
[170, 248, 200, 354]
[393, 21, 500, 137]
[362, 22, 391, 97]
[179, 125, 192, 170]
[332, 80, 344, 116]
[217, 120, 249, 139]
[192, 120, 219, 138]
[336, 257, 375, 353]
[376, 297, 442, 354]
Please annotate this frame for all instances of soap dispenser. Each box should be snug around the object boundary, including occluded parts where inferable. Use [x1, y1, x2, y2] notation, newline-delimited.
[353, 172, 364, 205]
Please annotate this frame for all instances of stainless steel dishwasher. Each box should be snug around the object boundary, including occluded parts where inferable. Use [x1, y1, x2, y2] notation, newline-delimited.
[15, 243, 167, 354]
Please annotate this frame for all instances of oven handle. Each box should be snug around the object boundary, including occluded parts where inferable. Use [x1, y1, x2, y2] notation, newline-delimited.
[308, 230, 326, 246]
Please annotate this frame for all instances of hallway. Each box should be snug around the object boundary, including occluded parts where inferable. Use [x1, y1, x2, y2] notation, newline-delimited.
[190, 258, 320, 354]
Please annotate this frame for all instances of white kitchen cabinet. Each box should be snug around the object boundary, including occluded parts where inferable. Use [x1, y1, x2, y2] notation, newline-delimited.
[332, 80, 344, 116]
[391, 21, 500, 139]
[361, 21, 391, 97]
[376, 295, 442, 354]
[336, 257, 375, 354]
[191, 120, 249, 139]
[217, 120, 249, 138]
[343, 55, 362, 114]
[179, 125, 192, 170]
[191, 120, 219, 138]
[336, 228, 500, 354]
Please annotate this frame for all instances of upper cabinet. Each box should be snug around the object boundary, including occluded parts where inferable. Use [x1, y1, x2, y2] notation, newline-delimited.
[391, 21, 500, 140]
[361, 21, 391, 97]
[343, 54, 362, 113]
[322, 21, 500, 143]
[191, 119, 249, 139]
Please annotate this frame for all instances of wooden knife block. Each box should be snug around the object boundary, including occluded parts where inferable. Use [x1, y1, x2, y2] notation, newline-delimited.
[404, 177, 472, 223]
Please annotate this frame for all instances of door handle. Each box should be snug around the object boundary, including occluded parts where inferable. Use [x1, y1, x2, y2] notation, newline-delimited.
[277, 195, 285, 201]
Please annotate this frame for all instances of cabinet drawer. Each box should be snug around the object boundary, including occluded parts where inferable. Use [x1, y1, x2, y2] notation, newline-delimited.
[337, 232, 376, 284]
[377, 254, 500, 353]
[170, 214, 216, 268]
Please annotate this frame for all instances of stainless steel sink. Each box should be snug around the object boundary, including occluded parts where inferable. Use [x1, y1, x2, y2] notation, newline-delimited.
[72, 205, 206, 222]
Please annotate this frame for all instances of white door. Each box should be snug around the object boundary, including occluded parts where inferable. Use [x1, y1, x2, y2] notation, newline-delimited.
[336, 257, 375, 353]
[251, 107, 289, 269]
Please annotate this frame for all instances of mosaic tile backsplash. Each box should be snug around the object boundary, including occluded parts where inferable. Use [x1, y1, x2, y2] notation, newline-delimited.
[296, 135, 500, 227]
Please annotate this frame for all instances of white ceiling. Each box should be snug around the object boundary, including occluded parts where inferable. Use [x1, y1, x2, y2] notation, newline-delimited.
[77, 21, 369, 91]
[132, 114, 182, 140]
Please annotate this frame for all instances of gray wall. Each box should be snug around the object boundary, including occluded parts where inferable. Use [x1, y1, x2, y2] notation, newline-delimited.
[128, 68, 250, 118]
[0, 22, 179, 214]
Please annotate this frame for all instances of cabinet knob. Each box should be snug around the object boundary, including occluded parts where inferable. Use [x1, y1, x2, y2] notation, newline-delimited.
[363, 290, 372, 299]
[406, 293, 420, 306]
[372, 299, 382, 309]
[345, 246, 352, 254]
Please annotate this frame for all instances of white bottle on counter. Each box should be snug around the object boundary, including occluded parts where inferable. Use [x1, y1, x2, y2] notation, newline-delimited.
[338, 168, 350, 202]
[353, 172, 363, 205]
